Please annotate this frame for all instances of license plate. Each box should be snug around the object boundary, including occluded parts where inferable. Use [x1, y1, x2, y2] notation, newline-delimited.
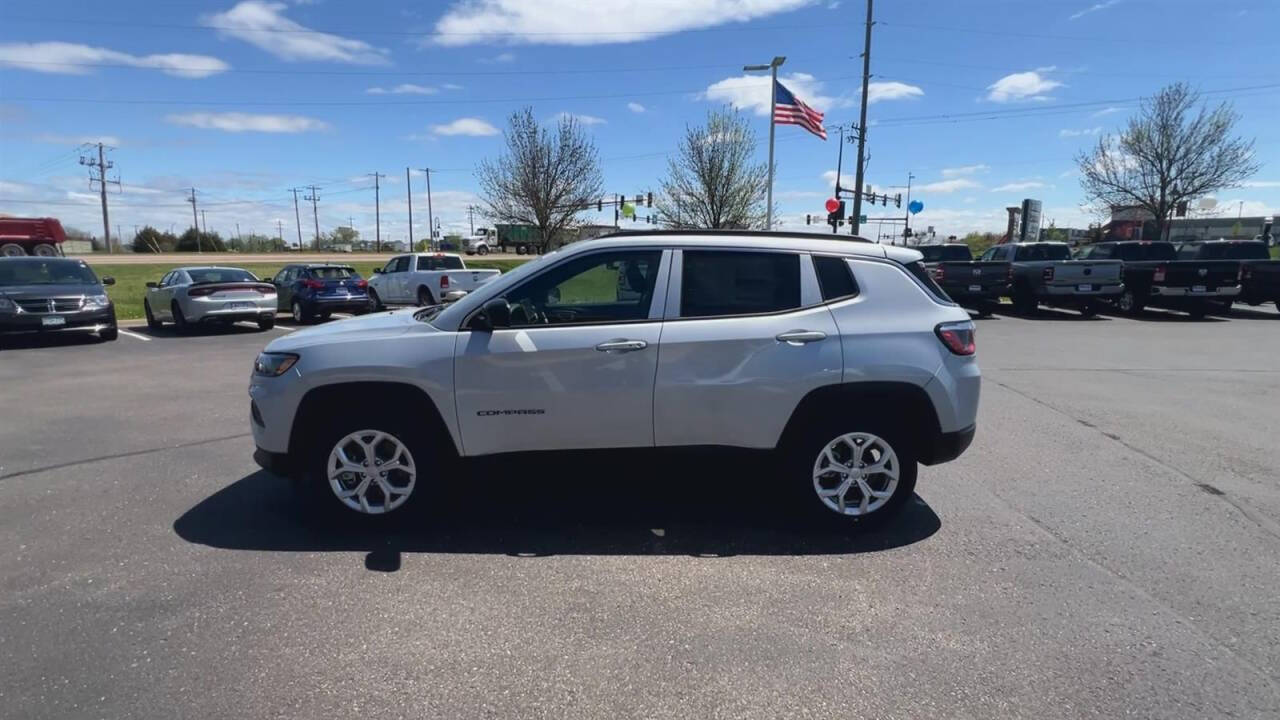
[968, 284, 982, 292]
[1192, 285, 1206, 293]
[41, 316, 66, 327]
[225, 302, 254, 310]
[1077, 284, 1093, 292]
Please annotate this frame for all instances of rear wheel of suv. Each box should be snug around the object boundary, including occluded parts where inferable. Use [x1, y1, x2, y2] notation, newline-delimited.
[301, 414, 439, 522]
[291, 299, 313, 324]
[790, 419, 917, 526]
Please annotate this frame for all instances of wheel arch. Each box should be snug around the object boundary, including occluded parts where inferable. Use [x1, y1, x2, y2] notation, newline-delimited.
[288, 381, 459, 460]
[776, 381, 942, 456]
[416, 284, 436, 304]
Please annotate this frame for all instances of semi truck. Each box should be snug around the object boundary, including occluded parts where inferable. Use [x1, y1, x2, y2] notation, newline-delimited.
[0, 217, 67, 257]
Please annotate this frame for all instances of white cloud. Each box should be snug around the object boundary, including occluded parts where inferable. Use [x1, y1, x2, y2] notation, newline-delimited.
[0, 42, 228, 78]
[987, 70, 1063, 102]
[366, 83, 437, 95]
[866, 81, 924, 103]
[555, 112, 606, 125]
[705, 72, 846, 116]
[430, 117, 499, 136]
[990, 181, 1047, 192]
[627, 102, 646, 113]
[941, 164, 989, 177]
[0, 180, 31, 194]
[443, 83, 464, 90]
[35, 133, 123, 147]
[1069, 0, 1121, 21]
[1239, 180, 1280, 188]
[432, 0, 813, 46]
[1059, 126, 1102, 137]
[204, 1, 389, 64]
[479, 52, 517, 64]
[165, 112, 329, 133]
[1090, 106, 1123, 117]
[917, 178, 981, 193]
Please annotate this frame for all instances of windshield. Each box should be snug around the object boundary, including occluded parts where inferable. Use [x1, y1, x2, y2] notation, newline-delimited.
[918, 245, 972, 262]
[307, 266, 357, 279]
[431, 252, 554, 327]
[1016, 244, 1071, 261]
[0, 259, 99, 286]
[187, 268, 259, 284]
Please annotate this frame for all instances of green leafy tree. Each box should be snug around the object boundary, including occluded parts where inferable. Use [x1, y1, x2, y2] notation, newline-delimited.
[961, 232, 1000, 257]
[177, 228, 226, 252]
[659, 108, 769, 230]
[130, 226, 178, 253]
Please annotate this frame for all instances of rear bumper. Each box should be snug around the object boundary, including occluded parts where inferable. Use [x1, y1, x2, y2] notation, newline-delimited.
[1042, 283, 1123, 297]
[304, 295, 372, 313]
[1152, 284, 1241, 297]
[941, 282, 1010, 299]
[0, 307, 115, 333]
[919, 423, 976, 466]
[184, 296, 277, 322]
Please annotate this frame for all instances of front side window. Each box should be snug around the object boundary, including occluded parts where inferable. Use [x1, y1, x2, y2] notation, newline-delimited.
[392, 256, 411, 273]
[681, 251, 800, 318]
[503, 250, 662, 326]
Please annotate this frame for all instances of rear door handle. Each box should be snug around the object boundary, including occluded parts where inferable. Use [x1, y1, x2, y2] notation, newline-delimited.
[595, 339, 648, 353]
[776, 330, 827, 345]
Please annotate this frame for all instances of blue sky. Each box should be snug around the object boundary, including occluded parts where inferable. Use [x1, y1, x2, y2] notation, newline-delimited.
[0, 0, 1276, 244]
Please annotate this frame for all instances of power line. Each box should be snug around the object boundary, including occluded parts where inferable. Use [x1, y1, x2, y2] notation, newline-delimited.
[879, 19, 1265, 47]
[0, 58, 747, 77]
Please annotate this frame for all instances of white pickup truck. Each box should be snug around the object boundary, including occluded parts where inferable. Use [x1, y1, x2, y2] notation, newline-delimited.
[367, 253, 501, 308]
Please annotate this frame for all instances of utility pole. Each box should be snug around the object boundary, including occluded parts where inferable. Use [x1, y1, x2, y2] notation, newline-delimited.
[368, 172, 386, 252]
[187, 188, 202, 253]
[851, 0, 874, 237]
[236, 222, 241, 242]
[291, 188, 303, 250]
[468, 205, 477, 235]
[79, 142, 119, 252]
[277, 219, 284, 244]
[418, 168, 434, 249]
[200, 209, 207, 235]
[903, 172, 914, 245]
[743, 57, 786, 229]
[405, 167, 414, 250]
[304, 186, 320, 251]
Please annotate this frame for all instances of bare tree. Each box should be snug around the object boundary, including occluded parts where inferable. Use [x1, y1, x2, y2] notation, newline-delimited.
[477, 107, 603, 253]
[1076, 83, 1258, 239]
[659, 108, 770, 230]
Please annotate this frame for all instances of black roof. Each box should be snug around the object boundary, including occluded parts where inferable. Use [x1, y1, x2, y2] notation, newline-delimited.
[600, 229, 874, 244]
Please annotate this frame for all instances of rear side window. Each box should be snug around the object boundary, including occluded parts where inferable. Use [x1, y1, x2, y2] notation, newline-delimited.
[813, 255, 858, 301]
[681, 251, 800, 318]
[903, 261, 953, 303]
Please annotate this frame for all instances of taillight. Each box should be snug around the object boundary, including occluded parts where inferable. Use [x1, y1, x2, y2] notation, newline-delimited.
[1042, 267, 1054, 281]
[935, 321, 976, 356]
[932, 266, 946, 281]
[188, 287, 215, 297]
[355, 278, 368, 288]
[303, 278, 324, 289]
[1153, 265, 1166, 282]
[440, 275, 449, 289]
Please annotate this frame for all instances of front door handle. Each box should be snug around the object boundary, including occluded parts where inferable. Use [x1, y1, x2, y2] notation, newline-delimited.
[595, 339, 648, 353]
[776, 330, 827, 345]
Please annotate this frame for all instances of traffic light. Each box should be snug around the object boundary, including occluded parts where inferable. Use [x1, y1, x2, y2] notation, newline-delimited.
[597, 199, 602, 212]
[646, 192, 653, 207]
[806, 214, 812, 225]
[827, 200, 846, 227]
[894, 193, 902, 208]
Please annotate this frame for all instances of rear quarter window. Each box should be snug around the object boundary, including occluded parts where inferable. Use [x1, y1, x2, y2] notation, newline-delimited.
[813, 255, 859, 301]
[902, 260, 953, 303]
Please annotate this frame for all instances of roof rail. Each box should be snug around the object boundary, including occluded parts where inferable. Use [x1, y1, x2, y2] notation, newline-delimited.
[598, 229, 875, 244]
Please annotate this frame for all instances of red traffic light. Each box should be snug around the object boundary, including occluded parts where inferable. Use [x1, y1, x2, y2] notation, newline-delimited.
[824, 198, 840, 213]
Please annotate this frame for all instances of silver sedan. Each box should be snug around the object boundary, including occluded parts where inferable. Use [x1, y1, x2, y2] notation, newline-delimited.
[144, 266, 277, 333]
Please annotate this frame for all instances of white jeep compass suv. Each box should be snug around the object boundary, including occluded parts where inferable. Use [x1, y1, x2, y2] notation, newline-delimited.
[249, 231, 980, 525]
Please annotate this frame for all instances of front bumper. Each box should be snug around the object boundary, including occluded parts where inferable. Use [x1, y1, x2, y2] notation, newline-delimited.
[1152, 284, 1241, 297]
[919, 423, 976, 466]
[0, 306, 115, 333]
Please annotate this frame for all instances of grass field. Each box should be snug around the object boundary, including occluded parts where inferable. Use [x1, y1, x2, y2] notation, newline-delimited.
[90, 259, 526, 321]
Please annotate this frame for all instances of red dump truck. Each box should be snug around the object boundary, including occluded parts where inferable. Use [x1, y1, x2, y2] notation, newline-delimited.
[0, 217, 67, 257]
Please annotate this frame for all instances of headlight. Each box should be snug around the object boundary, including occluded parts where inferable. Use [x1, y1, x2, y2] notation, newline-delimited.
[0, 297, 14, 313]
[254, 352, 299, 377]
[84, 294, 111, 308]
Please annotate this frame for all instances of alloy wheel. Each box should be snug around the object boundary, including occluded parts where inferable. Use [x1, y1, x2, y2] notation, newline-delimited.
[811, 432, 900, 516]
[326, 430, 417, 514]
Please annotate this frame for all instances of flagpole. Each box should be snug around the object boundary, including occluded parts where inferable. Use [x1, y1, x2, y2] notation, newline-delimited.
[745, 56, 785, 230]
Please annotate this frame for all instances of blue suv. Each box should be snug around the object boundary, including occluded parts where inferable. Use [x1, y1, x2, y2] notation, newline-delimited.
[271, 264, 372, 324]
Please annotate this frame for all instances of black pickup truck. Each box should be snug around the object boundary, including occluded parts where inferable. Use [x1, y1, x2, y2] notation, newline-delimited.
[918, 243, 1011, 314]
[1175, 240, 1280, 311]
[1076, 240, 1240, 318]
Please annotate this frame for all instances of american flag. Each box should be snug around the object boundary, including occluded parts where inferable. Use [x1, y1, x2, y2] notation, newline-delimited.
[773, 81, 827, 140]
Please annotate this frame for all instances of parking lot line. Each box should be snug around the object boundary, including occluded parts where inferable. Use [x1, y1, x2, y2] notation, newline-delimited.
[270, 324, 296, 332]
[117, 328, 152, 341]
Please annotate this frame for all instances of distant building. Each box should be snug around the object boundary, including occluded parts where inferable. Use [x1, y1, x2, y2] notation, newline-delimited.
[1102, 205, 1276, 242]
[1039, 227, 1090, 245]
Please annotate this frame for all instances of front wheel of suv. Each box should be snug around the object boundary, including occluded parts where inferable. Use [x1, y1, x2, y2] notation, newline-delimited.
[791, 420, 917, 527]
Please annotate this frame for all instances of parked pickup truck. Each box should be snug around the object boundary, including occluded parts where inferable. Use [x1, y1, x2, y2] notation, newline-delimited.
[978, 241, 1122, 316]
[918, 243, 1011, 315]
[1176, 240, 1280, 311]
[367, 253, 501, 308]
[1075, 240, 1240, 318]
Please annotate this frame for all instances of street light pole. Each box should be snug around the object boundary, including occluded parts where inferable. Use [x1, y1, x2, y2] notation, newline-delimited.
[744, 56, 785, 230]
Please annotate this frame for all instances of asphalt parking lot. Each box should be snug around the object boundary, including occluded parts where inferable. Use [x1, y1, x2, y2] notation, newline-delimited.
[2, 303, 1279, 719]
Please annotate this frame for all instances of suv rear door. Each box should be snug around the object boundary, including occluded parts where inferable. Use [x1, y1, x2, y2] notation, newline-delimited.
[454, 248, 670, 455]
[653, 249, 841, 448]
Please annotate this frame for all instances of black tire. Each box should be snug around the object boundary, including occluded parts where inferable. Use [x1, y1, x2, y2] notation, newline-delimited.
[1012, 285, 1036, 314]
[291, 299, 313, 324]
[171, 301, 190, 334]
[368, 288, 385, 312]
[417, 286, 434, 307]
[98, 324, 118, 341]
[515, 245, 527, 256]
[1079, 301, 1098, 318]
[0, 242, 25, 257]
[33, 243, 58, 257]
[1116, 289, 1143, 315]
[297, 411, 442, 524]
[257, 314, 275, 331]
[786, 416, 917, 528]
[973, 301, 994, 318]
[1187, 304, 1208, 320]
[477, 245, 489, 256]
[144, 300, 161, 330]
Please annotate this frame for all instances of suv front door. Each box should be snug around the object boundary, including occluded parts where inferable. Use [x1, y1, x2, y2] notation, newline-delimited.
[653, 249, 841, 448]
[454, 249, 669, 455]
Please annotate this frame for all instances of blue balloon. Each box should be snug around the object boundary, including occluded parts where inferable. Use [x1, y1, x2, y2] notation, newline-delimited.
[908, 200, 924, 215]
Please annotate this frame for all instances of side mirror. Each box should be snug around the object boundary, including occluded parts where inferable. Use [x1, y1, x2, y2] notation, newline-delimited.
[471, 298, 511, 331]
[373, 268, 383, 274]
[102, 277, 116, 286]
[145, 281, 158, 289]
